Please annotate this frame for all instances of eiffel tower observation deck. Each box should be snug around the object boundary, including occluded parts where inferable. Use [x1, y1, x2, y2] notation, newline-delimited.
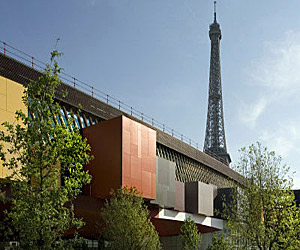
[204, 1, 231, 166]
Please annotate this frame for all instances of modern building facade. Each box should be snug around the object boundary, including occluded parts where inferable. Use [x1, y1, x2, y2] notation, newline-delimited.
[0, 50, 243, 249]
[0, 4, 243, 249]
[0, 49, 242, 249]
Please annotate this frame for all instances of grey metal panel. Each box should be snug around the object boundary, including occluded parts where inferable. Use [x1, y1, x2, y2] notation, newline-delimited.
[198, 182, 213, 217]
[175, 181, 185, 212]
[151, 157, 176, 208]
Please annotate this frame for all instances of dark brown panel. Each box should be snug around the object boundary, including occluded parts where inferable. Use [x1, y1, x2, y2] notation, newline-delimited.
[82, 116, 122, 199]
[185, 182, 198, 214]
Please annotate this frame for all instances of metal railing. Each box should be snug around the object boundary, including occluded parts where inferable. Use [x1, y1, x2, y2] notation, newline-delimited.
[0, 40, 206, 152]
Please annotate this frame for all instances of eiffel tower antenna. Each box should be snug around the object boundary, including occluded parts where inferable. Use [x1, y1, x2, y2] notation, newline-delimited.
[204, 1, 231, 166]
[214, 1, 217, 22]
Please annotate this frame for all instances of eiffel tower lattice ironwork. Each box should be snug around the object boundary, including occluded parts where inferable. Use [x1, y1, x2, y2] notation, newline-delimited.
[204, 1, 231, 166]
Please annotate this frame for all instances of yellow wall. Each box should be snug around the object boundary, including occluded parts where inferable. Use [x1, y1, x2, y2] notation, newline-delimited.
[0, 76, 26, 178]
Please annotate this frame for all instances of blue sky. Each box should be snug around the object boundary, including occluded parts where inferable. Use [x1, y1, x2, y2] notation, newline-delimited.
[1, 0, 300, 188]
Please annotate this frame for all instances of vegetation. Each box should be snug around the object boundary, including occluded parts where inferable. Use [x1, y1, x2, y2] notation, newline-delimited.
[206, 233, 230, 250]
[0, 51, 92, 249]
[101, 186, 161, 250]
[180, 217, 201, 250]
[226, 142, 300, 250]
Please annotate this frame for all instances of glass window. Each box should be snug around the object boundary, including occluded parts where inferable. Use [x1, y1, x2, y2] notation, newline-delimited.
[74, 114, 81, 128]
[60, 109, 67, 125]
[79, 114, 85, 128]
[86, 118, 91, 126]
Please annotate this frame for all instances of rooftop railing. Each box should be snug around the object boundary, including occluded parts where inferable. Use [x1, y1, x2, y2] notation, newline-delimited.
[0, 40, 228, 165]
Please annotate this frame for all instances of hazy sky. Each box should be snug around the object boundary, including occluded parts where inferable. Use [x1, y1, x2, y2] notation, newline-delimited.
[1, 0, 300, 188]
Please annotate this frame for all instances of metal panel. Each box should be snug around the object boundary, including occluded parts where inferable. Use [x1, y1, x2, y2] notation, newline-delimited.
[122, 116, 156, 199]
[185, 182, 198, 214]
[151, 157, 176, 208]
[185, 181, 214, 216]
[198, 182, 213, 217]
[82, 116, 122, 199]
[83, 115, 156, 200]
[175, 181, 185, 212]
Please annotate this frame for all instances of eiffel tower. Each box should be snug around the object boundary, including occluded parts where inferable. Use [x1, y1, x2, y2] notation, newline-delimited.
[204, 1, 231, 166]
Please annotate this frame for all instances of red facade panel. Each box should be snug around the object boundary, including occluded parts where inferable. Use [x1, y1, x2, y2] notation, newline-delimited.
[83, 116, 156, 200]
[122, 116, 156, 200]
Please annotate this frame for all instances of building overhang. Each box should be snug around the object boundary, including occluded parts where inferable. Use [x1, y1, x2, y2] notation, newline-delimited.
[150, 208, 224, 236]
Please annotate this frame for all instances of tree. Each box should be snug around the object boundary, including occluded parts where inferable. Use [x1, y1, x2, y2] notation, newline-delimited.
[206, 233, 231, 250]
[0, 51, 92, 249]
[226, 142, 300, 250]
[180, 217, 201, 250]
[101, 186, 161, 250]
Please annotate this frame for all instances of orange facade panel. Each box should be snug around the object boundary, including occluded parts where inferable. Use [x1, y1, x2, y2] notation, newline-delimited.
[121, 116, 156, 199]
[83, 116, 156, 200]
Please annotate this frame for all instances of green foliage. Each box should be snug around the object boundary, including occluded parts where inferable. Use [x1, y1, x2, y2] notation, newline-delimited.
[63, 234, 89, 250]
[226, 142, 300, 250]
[206, 233, 231, 250]
[180, 217, 201, 250]
[101, 186, 161, 250]
[0, 51, 92, 249]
